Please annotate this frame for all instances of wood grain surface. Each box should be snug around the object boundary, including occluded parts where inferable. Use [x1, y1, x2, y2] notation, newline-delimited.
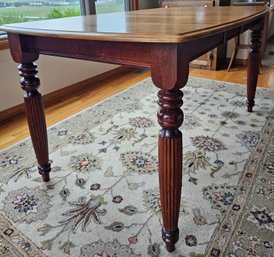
[0, 7, 268, 43]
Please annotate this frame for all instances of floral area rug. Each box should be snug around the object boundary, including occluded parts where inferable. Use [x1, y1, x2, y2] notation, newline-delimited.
[0, 77, 273, 257]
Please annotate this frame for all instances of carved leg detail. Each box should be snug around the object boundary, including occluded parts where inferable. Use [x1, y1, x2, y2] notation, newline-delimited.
[247, 29, 262, 112]
[19, 63, 51, 181]
[157, 89, 184, 252]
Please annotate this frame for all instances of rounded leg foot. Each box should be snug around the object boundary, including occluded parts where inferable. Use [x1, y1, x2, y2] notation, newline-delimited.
[166, 243, 175, 252]
[38, 162, 51, 182]
[246, 99, 254, 113]
[247, 106, 253, 112]
[162, 227, 179, 253]
[42, 173, 50, 182]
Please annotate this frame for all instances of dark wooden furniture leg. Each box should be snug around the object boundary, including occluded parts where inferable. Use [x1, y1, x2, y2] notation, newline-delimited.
[246, 27, 262, 112]
[157, 89, 184, 252]
[19, 63, 51, 181]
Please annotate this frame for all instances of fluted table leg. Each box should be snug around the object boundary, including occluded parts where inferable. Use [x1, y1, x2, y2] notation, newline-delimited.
[19, 63, 51, 181]
[247, 28, 262, 112]
[157, 89, 184, 252]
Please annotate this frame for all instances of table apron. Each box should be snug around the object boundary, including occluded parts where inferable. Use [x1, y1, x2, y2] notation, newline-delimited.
[8, 16, 263, 69]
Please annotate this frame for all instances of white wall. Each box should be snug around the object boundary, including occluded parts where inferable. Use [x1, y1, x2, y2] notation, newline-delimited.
[268, 10, 274, 39]
[0, 49, 117, 112]
[227, 31, 250, 60]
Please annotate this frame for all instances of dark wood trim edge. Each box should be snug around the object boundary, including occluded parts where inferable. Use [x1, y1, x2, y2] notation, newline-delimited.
[0, 40, 9, 50]
[129, 0, 139, 10]
[0, 66, 135, 123]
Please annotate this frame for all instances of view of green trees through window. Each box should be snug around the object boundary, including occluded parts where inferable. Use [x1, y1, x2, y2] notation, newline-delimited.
[0, 0, 125, 26]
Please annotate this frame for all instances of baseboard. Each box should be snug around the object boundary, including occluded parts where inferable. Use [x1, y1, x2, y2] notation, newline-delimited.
[226, 57, 248, 67]
[0, 66, 135, 123]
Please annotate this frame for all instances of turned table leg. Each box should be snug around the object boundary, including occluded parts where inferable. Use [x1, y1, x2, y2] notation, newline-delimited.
[246, 28, 262, 112]
[157, 89, 184, 252]
[19, 63, 51, 181]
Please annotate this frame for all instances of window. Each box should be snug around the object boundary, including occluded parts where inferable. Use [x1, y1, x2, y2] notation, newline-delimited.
[0, 1, 129, 41]
[95, 0, 125, 14]
[0, 1, 81, 26]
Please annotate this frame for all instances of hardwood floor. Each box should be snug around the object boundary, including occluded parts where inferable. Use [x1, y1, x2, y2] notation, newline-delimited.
[190, 66, 274, 89]
[0, 65, 274, 151]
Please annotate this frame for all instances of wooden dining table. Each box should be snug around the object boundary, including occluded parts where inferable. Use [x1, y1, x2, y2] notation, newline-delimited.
[0, 6, 268, 252]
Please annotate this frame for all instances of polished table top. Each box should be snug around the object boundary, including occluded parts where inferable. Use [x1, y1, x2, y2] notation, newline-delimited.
[0, 6, 268, 43]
